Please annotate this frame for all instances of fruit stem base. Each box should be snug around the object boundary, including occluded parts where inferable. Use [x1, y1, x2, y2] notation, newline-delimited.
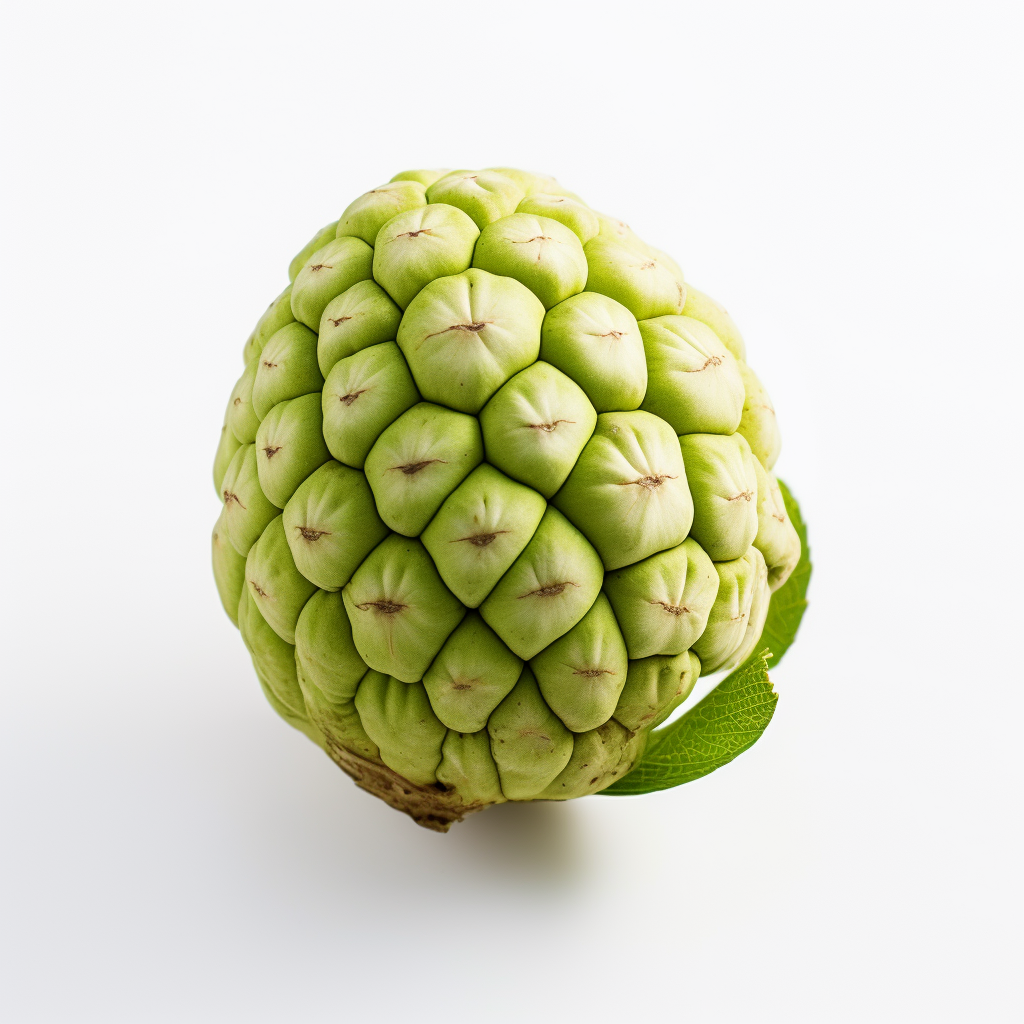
[324, 738, 488, 832]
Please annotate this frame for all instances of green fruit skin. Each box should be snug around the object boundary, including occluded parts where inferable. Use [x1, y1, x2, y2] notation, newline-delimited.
[213, 167, 799, 817]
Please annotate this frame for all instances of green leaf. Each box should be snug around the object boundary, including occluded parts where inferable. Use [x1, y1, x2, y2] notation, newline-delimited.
[599, 651, 776, 794]
[599, 480, 810, 796]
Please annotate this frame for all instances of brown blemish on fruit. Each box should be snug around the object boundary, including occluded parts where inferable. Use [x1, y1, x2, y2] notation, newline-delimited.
[223, 490, 245, 508]
[621, 474, 676, 489]
[397, 228, 433, 239]
[389, 459, 447, 475]
[726, 490, 754, 502]
[688, 355, 723, 372]
[309, 263, 333, 272]
[651, 601, 689, 616]
[296, 526, 330, 542]
[355, 599, 408, 615]
[339, 389, 368, 406]
[426, 321, 492, 339]
[262, 445, 282, 459]
[525, 419, 575, 432]
[451, 679, 477, 691]
[453, 531, 509, 547]
[328, 315, 352, 327]
[518, 581, 578, 599]
[233, 397, 242, 406]
[595, 330, 626, 341]
[324, 741, 490, 832]
[250, 581, 268, 598]
[262, 359, 278, 369]
[574, 668, 613, 678]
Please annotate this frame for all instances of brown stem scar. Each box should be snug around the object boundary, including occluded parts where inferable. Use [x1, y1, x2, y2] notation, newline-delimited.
[650, 601, 689, 616]
[425, 321, 492, 339]
[518, 581, 578, 599]
[324, 742, 491, 832]
[687, 355, 723, 372]
[525, 419, 575, 432]
[389, 459, 448, 475]
[296, 527, 330, 542]
[452, 530, 509, 547]
[620, 474, 677, 489]
[355, 599, 408, 615]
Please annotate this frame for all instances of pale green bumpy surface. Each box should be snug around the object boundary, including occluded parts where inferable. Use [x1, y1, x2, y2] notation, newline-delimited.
[212, 167, 801, 816]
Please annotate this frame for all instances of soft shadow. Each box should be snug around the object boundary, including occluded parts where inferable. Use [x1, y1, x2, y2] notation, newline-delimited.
[443, 799, 588, 884]
[219, 725, 598, 893]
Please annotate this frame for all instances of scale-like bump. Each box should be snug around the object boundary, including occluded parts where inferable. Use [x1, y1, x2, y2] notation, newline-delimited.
[678, 432, 759, 562]
[479, 508, 603, 660]
[479, 361, 597, 498]
[422, 612, 522, 733]
[291, 236, 374, 330]
[691, 547, 763, 673]
[321, 342, 420, 470]
[254, 394, 331, 509]
[363, 402, 482, 536]
[530, 594, 628, 732]
[553, 411, 693, 570]
[421, 464, 547, 608]
[396, 269, 544, 414]
[603, 538, 719, 659]
[343, 535, 465, 683]
[283, 461, 387, 591]
[639, 315, 744, 435]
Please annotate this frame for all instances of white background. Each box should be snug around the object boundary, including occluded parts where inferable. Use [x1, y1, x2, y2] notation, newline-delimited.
[1, 2, 1021, 1021]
